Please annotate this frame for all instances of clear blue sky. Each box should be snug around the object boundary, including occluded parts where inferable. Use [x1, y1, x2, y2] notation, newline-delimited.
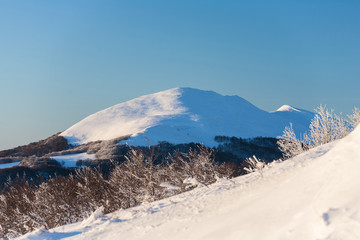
[1, 0, 359, 150]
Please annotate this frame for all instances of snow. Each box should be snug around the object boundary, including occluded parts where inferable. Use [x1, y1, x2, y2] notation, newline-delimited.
[276, 104, 301, 112]
[61, 88, 187, 145]
[17, 126, 360, 240]
[61, 88, 313, 147]
[51, 153, 97, 168]
[0, 161, 20, 169]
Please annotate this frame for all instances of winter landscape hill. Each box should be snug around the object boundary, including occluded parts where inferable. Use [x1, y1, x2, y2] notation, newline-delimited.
[61, 87, 314, 147]
[17, 120, 360, 240]
[2, 87, 359, 239]
[0, 87, 316, 183]
[0, 87, 314, 173]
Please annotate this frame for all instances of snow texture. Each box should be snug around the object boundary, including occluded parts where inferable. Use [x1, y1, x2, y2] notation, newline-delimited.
[17, 126, 360, 240]
[61, 88, 314, 146]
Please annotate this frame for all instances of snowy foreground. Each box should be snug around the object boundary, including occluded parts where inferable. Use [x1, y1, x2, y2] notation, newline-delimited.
[17, 127, 360, 240]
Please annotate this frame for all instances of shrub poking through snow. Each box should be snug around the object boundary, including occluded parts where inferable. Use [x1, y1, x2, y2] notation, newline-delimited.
[348, 107, 360, 128]
[278, 105, 359, 159]
[277, 123, 308, 159]
[0, 146, 231, 239]
[243, 156, 266, 177]
[305, 105, 350, 146]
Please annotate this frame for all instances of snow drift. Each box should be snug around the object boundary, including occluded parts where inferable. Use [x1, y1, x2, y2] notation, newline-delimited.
[61, 88, 314, 146]
[18, 125, 360, 240]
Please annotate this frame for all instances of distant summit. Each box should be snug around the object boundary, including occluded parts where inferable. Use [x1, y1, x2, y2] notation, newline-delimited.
[276, 105, 301, 112]
[61, 88, 314, 146]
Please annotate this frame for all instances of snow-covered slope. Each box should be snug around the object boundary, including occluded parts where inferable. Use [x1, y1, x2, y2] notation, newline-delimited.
[18, 126, 360, 240]
[61, 88, 313, 146]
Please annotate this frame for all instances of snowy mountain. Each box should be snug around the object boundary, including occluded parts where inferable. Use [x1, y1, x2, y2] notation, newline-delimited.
[17, 124, 360, 240]
[61, 88, 314, 146]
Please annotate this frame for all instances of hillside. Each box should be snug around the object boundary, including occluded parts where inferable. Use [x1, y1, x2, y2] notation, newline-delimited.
[0, 88, 313, 171]
[17, 126, 360, 240]
[61, 88, 314, 146]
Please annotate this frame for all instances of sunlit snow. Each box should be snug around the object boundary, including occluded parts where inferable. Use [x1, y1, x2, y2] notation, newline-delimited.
[61, 88, 313, 147]
[18, 126, 360, 240]
[276, 104, 301, 112]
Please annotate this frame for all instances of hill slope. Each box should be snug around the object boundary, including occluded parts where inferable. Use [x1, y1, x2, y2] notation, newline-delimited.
[61, 88, 314, 146]
[18, 125, 360, 240]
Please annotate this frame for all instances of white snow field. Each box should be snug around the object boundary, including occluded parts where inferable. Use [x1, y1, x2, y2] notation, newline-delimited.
[61, 88, 314, 146]
[18, 126, 360, 240]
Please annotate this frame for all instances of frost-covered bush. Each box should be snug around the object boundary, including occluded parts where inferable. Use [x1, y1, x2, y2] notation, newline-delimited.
[243, 155, 266, 177]
[348, 107, 360, 128]
[277, 123, 309, 159]
[305, 105, 350, 146]
[278, 105, 359, 159]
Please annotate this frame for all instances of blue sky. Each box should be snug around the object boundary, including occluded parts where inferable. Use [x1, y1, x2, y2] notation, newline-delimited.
[0, 0, 359, 150]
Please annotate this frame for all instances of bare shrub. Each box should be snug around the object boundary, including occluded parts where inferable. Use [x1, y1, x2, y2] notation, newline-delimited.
[0, 176, 41, 239]
[95, 140, 119, 159]
[243, 155, 266, 177]
[171, 146, 221, 185]
[0, 146, 232, 239]
[107, 148, 163, 207]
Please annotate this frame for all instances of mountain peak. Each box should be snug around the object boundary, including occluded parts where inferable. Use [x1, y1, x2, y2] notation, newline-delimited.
[61, 88, 313, 146]
[276, 105, 301, 112]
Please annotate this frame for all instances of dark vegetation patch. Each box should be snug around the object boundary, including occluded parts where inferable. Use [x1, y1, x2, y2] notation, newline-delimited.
[0, 146, 233, 239]
[0, 133, 71, 158]
[0, 136, 282, 189]
[0, 157, 22, 165]
[215, 136, 283, 163]
[0, 165, 74, 189]
[0, 135, 282, 238]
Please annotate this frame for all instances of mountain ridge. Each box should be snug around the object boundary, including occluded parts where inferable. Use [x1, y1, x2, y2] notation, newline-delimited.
[60, 88, 314, 147]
